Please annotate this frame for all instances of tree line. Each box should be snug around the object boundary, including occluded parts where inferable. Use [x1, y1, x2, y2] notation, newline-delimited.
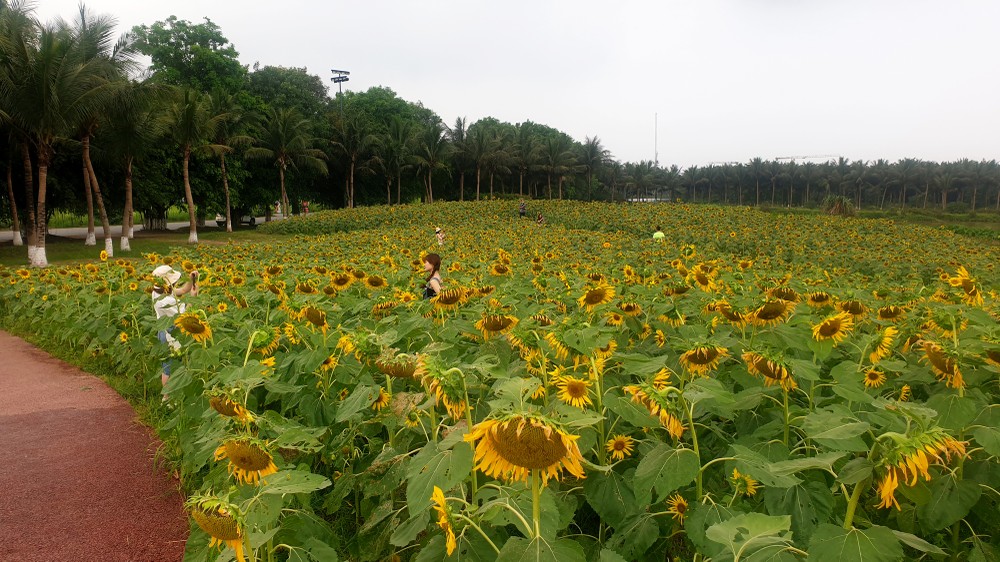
[2, 3, 997, 267]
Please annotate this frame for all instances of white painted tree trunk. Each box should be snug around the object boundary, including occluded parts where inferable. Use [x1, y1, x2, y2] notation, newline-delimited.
[11, 230, 22, 246]
[85, 231, 96, 245]
[128, 225, 134, 238]
[188, 231, 198, 244]
[28, 245, 47, 268]
[104, 237, 114, 257]
[120, 235, 130, 251]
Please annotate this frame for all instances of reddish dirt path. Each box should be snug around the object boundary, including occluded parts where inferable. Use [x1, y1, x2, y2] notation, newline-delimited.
[0, 331, 188, 562]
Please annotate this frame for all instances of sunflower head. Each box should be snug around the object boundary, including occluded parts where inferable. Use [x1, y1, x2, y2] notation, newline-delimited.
[806, 291, 834, 308]
[556, 375, 592, 409]
[811, 312, 854, 344]
[465, 414, 585, 485]
[920, 341, 963, 388]
[421, 358, 468, 420]
[750, 300, 792, 327]
[742, 350, 795, 391]
[679, 345, 729, 376]
[730, 468, 760, 497]
[187, 496, 246, 561]
[430, 487, 457, 555]
[214, 437, 278, 485]
[207, 390, 255, 423]
[298, 305, 328, 333]
[475, 314, 519, 339]
[666, 493, 688, 524]
[578, 285, 615, 311]
[622, 382, 685, 438]
[606, 435, 635, 461]
[175, 312, 213, 343]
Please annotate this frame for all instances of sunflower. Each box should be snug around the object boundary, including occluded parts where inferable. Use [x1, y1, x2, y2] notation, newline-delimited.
[839, 300, 867, 318]
[489, 262, 511, 276]
[375, 352, 421, 378]
[433, 288, 466, 311]
[99, 250, 108, 261]
[556, 376, 592, 409]
[175, 312, 213, 343]
[372, 301, 398, 318]
[431, 487, 457, 555]
[298, 305, 329, 334]
[623, 383, 685, 439]
[925, 314, 968, 338]
[209, 394, 255, 423]
[295, 282, 317, 294]
[251, 328, 281, 356]
[465, 414, 585, 485]
[189, 497, 246, 562]
[863, 368, 887, 388]
[806, 292, 833, 308]
[876, 429, 967, 510]
[742, 351, 795, 391]
[678, 345, 729, 376]
[811, 312, 854, 344]
[475, 314, 519, 339]
[730, 468, 760, 497]
[544, 332, 571, 360]
[920, 341, 963, 388]
[869, 327, 899, 364]
[578, 285, 615, 311]
[422, 366, 467, 420]
[948, 266, 984, 306]
[877, 305, 906, 321]
[749, 300, 792, 327]
[605, 311, 625, 327]
[618, 301, 643, 317]
[767, 286, 799, 303]
[665, 494, 688, 524]
[330, 273, 353, 289]
[595, 339, 617, 360]
[119, 332, 128, 343]
[265, 265, 283, 276]
[606, 435, 635, 461]
[898, 384, 911, 402]
[364, 275, 388, 290]
[214, 437, 278, 484]
[478, 285, 496, 296]
[372, 387, 391, 411]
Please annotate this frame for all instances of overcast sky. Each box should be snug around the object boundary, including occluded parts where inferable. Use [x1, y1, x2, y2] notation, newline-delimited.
[37, 1, 1000, 168]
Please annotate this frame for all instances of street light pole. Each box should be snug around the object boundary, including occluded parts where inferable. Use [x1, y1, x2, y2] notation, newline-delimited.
[330, 69, 350, 116]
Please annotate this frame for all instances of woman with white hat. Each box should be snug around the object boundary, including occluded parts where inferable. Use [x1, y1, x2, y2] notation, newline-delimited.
[151, 265, 198, 395]
[435, 227, 445, 247]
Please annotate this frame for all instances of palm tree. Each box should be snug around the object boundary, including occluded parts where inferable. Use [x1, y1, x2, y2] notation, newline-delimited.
[331, 115, 374, 209]
[411, 121, 451, 203]
[579, 136, 609, 201]
[2, 17, 106, 266]
[799, 162, 821, 207]
[161, 88, 221, 243]
[246, 107, 327, 216]
[70, 4, 136, 255]
[484, 129, 511, 198]
[448, 117, 468, 201]
[207, 90, 254, 231]
[2, 134, 22, 246]
[934, 164, 957, 210]
[100, 79, 163, 251]
[538, 136, 575, 199]
[511, 123, 538, 198]
[385, 116, 414, 204]
[465, 125, 493, 201]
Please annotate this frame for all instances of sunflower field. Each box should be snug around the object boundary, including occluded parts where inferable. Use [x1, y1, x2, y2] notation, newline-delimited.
[2, 200, 999, 562]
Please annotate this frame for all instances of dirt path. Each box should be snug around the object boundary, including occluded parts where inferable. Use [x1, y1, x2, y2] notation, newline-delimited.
[0, 331, 188, 562]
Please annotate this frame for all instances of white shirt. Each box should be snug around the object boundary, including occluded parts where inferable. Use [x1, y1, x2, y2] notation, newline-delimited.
[152, 287, 186, 319]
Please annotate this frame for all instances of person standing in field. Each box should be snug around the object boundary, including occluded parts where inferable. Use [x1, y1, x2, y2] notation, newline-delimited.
[422, 253, 443, 299]
[536, 212, 545, 225]
[435, 227, 446, 246]
[519, 199, 527, 218]
[151, 265, 198, 393]
[653, 226, 665, 242]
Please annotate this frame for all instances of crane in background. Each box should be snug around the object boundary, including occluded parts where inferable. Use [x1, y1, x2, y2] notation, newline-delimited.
[775, 154, 841, 163]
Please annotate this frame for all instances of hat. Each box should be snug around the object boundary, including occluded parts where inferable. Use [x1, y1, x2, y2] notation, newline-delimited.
[435, 228, 441, 233]
[152, 265, 181, 285]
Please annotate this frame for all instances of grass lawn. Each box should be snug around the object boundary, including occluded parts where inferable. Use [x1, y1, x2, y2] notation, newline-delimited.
[0, 226, 277, 267]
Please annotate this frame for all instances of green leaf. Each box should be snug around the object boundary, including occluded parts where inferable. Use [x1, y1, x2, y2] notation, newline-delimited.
[890, 530, 946, 555]
[917, 474, 982, 532]
[605, 395, 659, 428]
[599, 549, 629, 562]
[837, 458, 874, 485]
[972, 426, 1000, 457]
[686, 503, 739, 555]
[705, 512, 794, 561]
[303, 538, 340, 562]
[764, 480, 834, 543]
[926, 394, 980, 430]
[769, 452, 847, 477]
[261, 470, 332, 495]
[808, 524, 903, 562]
[605, 512, 659, 559]
[583, 470, 637, 526]
[496, 536, 586, 562]
[730, 445, 802, 488]
[389, 510, 429, 547]
[335, 384, 377, 422]
[633, 444, 700, 504]
[405, 440, 474, 516]
[801, 409, 870, 451]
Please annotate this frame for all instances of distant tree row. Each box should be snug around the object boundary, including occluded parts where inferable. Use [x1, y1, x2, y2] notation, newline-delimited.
[2, 4, 997, 266]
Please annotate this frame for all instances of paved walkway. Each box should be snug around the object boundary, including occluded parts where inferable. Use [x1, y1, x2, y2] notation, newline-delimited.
[0, 331, 188, 561]
[0, 215, 280, 243]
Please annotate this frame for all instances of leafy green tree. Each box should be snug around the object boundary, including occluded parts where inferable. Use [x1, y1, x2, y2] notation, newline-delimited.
[748, 157, 765, 206]
[510, 123, 538, 198]
[247, 64, 329, 119]
[246, 107, 327, 216]
[131, 16, 247, 93]
[579, 136, 609, 201]
[412, 121, 451, 203]
[538, 136, 575, 199]
[207, 90, 254, 231]
[331, 116, 376, 209]
[381, 116, 414, 205]
[448, 117, 469, 201]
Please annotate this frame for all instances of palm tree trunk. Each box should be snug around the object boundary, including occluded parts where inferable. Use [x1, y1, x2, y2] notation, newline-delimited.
[941, 186, 947, 210]
[183, 145, 198, 244]
[459, 172, 465, 202]
[770, 179, 776, 205]
[587, 171, 593, 201]
[30, 145, 49, 268]
[6, 156, 22, 246]
[489, 172, 494, 198]
[121, 158, 133, 252]
[427, 170, 434, 203]
[476, 165, 481, 201]
[396, 172, 402, 205]
[279, 164, 290, 221]
[923, 182, 929, 209]
[221, 154, 232, 232]
[386, 176, 391, 205]
[558, 176, 564, 200]
[547, 173, 552, 199]
[755, 178, 760, 206]
[83, 135, 114, 257]
[519, 171, 524, 197]
[20, 143, 36, 248]
[348, 158, 356, 208]
[805, 181, 810, 208]
[83, 159, 95, 246]
[971, 186, 977, 212]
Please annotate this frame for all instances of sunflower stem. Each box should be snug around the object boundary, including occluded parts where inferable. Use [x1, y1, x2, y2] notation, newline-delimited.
[242, 334, 255, 367]
[460, 373, 479, 502]
[782, 388, 790, 448]
[592, 358, 607, 466]
[531, 469, 541, 539]
[245, 534, 257, 562]
[686, 399, 703, 498]
[454, 515, 501, 554]
[386, 376, 395, 450]
[842, 478, 868, 530]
